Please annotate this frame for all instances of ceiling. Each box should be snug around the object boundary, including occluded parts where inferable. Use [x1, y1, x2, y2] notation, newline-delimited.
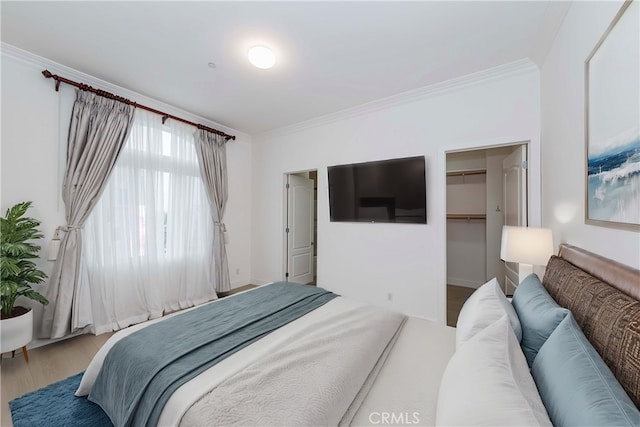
[1, 1, 570, 135]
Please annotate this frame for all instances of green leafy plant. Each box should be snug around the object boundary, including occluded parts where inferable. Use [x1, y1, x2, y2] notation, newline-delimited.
[1, 201, 48, 318]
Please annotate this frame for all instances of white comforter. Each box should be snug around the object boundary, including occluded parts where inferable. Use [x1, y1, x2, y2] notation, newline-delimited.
[77, 289, 406, 426]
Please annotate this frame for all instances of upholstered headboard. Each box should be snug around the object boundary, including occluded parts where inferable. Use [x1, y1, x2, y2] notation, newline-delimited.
[557, 244, 640, 300]
[542, 244, 640, 407]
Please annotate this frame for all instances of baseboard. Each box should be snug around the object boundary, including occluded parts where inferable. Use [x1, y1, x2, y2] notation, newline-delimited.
[217, 284, 259, 297]
[230, 278, 251, 288]
[250, 278, 276, 286]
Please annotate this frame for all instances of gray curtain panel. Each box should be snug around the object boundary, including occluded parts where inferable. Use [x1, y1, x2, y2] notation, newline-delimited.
[40, 91, 135, 339]
[194, 130, 231, 293]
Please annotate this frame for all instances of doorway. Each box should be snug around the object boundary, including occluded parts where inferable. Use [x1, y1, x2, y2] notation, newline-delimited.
[445, 143, 528, 326]
[284, 170, 317, 285]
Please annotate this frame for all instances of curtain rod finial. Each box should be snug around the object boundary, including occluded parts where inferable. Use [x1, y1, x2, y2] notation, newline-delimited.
[42, 70, 61, 91]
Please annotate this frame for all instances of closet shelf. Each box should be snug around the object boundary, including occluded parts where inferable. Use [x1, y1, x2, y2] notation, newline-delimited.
[446, 214, 486, 221]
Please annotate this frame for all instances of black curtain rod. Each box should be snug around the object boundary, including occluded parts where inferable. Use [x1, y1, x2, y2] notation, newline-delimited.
[42, 70, 235, 141]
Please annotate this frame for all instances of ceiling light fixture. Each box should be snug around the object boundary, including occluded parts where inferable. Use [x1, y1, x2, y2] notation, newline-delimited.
[248, 45, 275, 69]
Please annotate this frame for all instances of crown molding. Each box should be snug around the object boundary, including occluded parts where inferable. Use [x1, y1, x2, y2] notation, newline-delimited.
[255, 58, 539, 141]
[1, 42, 247, 140]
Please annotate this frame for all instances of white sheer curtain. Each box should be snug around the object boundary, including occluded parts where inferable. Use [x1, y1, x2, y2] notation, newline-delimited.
[80, 110, 216, 334]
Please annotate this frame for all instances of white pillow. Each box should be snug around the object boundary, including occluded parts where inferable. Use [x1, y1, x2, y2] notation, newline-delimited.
[455, 277, 521, 348]
[436, 315, 551, 426]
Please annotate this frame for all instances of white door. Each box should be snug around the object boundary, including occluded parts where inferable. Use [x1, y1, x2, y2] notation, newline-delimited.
[503, 145, 528, 294]
[286, 174, 315, 284]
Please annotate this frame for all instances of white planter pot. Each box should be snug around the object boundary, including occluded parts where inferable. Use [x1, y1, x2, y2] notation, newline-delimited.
[1, 308, 33, 353]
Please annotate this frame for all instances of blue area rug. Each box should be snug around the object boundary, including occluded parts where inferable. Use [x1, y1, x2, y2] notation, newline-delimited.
[9, 372, 112, 427]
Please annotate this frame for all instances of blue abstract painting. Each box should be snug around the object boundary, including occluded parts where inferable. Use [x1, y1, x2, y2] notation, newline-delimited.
[586, 0, 639, 227]
[587, 129, 640, 225]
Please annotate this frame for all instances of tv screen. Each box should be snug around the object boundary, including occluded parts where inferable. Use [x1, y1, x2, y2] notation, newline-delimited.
[328, 156, 426, 224]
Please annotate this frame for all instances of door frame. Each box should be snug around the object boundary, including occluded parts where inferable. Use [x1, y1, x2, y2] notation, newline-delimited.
[437, 136, 541, 324]
[282, 170, 318, 283]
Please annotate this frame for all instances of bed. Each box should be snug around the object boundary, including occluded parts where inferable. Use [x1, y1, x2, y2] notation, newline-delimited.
[75, 243, 640, 426]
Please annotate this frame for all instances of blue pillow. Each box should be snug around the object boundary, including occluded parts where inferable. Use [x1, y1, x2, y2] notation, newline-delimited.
[511, 274, 568, 366]
[531, 313, 640, 426]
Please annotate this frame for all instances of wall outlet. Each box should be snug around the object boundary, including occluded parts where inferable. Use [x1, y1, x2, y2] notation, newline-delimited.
[235, 268, 240, 275]
[387, 293, 393, 301]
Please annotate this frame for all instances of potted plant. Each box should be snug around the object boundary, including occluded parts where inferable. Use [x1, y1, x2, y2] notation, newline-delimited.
[1, 201, 48, 360]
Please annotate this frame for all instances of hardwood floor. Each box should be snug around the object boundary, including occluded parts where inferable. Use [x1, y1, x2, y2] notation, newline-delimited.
[447, 284, 476, 327]
[1, 332, 113, 427]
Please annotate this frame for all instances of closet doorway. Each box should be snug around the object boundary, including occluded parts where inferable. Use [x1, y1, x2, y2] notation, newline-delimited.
[283, 170, 318, 285]
[446, 144, 528, 326]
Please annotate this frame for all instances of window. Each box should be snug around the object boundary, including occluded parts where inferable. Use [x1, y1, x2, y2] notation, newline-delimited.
[81, 110, 215, 334]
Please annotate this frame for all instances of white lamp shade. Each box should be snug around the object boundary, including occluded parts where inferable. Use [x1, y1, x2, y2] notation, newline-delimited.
[500, 226, 554, 266]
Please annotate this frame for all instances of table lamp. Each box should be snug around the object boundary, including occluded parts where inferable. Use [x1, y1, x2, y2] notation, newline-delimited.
[500, 226, 554, 283]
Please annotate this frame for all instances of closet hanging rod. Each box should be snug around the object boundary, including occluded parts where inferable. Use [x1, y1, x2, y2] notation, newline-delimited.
[446, 169, 486, 177]
[446, 214, 487, 221]
[41, 70, 236, 141]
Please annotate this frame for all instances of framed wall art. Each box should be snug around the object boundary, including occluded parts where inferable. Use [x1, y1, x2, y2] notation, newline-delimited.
[585, 0, 639, 231]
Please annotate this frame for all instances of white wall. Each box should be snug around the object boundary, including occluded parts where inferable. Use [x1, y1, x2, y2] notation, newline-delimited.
[252, 63, 541, 322]
[1, 47, 254, 339]
[541, 1, 640, 268]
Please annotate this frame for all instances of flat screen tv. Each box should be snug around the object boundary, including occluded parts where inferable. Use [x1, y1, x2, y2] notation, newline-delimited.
[327, 156, 426, 224]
